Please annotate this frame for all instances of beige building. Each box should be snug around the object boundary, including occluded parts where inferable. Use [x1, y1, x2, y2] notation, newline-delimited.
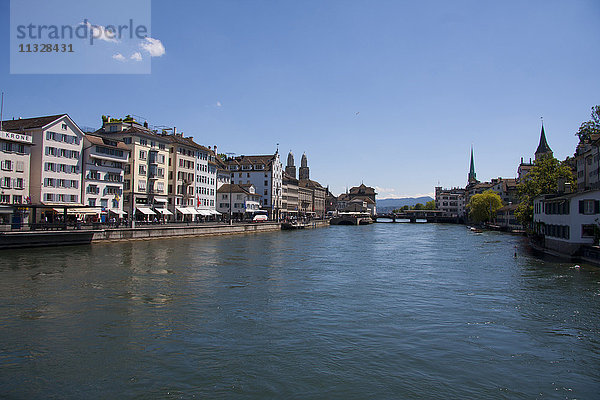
[298, 184, 313, 215]
[282, 172, 299, 218]
[166, 133, 198, 219]
[299, 179, 326, 218]
[95, 118, 170, 220]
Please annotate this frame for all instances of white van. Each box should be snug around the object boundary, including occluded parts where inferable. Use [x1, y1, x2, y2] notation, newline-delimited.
[252, 214, 268, 222]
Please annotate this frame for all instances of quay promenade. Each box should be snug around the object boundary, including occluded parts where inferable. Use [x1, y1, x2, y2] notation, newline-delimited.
[0, 220, 330, 249]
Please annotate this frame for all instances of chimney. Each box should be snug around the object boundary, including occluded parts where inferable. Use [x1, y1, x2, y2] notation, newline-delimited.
[214, 145, 217, 154]
[173, 127, 176, 136]
[564, 182, 572, 194]
[144, 121, 148, 128]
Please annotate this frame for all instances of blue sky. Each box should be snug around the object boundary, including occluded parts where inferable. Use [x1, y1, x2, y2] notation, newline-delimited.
[2, 0, 599, 198]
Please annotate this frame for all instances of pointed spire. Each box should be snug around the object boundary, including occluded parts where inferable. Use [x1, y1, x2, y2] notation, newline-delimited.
[535, 122, 552, 158]
[468, 146, 477, 184]
[469, 146, 475, 175]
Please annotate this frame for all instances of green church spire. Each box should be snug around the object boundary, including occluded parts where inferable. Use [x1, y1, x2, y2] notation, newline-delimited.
[468, 146, 477, 184]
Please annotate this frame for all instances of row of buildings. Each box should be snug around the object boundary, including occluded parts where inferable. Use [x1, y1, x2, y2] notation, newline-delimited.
[435, 118, 600, 262]
[434, 124, 552, 228]
[0, 113, 329, 227]
[532, 128, 600, 260]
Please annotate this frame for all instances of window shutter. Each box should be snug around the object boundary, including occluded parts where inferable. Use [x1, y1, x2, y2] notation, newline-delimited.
[579, 200, 584, 214]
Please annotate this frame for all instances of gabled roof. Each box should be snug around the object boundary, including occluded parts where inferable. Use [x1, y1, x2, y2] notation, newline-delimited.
[349, 183, 376, 195]
[299, 179, 325, 190]
[217, 183, 257, 195]
[338, 193, 352, 201]
[85, 133, 129, 151]
[226, 154, 277, 169]
[162, 134, 211, 151]
[2, 114, 69, 131]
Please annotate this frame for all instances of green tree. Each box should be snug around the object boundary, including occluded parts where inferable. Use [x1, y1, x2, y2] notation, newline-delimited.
[515, 157, 575, 226]
[413, 203, 424, 210]
[424, 200, 436, 210]
[575, 105, 600, 142]
[467, 190, 503, 223]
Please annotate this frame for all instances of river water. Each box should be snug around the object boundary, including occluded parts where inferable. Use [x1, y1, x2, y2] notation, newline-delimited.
[0, 224, 599, 399]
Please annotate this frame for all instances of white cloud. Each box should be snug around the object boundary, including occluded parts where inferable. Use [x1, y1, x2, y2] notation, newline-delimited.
[216, 101, 222, 107]
[112, 53, 126, 62]
[83, 21, 119, 43]
[140, 37, 165, 57]
[130, 52, 143, 61]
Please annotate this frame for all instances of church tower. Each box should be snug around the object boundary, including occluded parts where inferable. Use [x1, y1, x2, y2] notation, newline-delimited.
[534, 123, 553, 161]
[285, 151, 296, 178]
[299, 152, 310, 180]
[468, 146, 478, 185]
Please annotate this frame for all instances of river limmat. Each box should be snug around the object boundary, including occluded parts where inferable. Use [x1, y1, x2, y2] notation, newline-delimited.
[1, 224, 599, 399]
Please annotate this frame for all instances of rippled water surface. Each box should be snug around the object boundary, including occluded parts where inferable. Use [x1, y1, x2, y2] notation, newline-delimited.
[1, 224, 599, 399]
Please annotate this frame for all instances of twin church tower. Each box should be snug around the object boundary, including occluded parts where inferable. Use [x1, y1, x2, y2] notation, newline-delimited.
[285, 151, 309, 180]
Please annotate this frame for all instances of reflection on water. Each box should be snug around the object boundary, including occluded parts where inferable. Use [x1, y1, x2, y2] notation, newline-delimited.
[0, 224, 599, 399]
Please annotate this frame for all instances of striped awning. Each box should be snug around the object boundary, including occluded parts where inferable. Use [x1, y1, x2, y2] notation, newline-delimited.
[136, 207, 156, 215]
[155, 208, 173, 215]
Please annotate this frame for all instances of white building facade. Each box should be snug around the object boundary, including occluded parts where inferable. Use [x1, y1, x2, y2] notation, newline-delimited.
[435, 187, 466, 218]
[533, 189, 600, 255]
[226, 152, 282, 219]
[82, 134, 129, 218]
[216, 184, 261, 218]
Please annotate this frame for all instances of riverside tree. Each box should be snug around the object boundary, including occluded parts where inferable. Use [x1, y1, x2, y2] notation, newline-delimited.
[575, 105, 600, 142]
[515, 157, 575, 226]
[467, 190, 503, 223]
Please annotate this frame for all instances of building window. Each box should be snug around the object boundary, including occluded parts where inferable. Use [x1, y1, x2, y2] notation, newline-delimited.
[0, 194, 10, 204]
[139, 150, 147, 160]
[580, 200, 599, 215]
[1, 160, 12, 171]
[582, 224, 596, 238]
[1, 177, 10, 188]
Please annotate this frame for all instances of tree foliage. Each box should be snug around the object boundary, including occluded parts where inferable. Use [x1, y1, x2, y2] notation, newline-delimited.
[467, 190, 503, 223]
[515, 157, 575, 225]
[424, 200, 436, 210]
[576, 105, 600, 142]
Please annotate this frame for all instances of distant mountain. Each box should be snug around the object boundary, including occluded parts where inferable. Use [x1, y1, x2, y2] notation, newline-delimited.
[376, 197, 434, 213]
